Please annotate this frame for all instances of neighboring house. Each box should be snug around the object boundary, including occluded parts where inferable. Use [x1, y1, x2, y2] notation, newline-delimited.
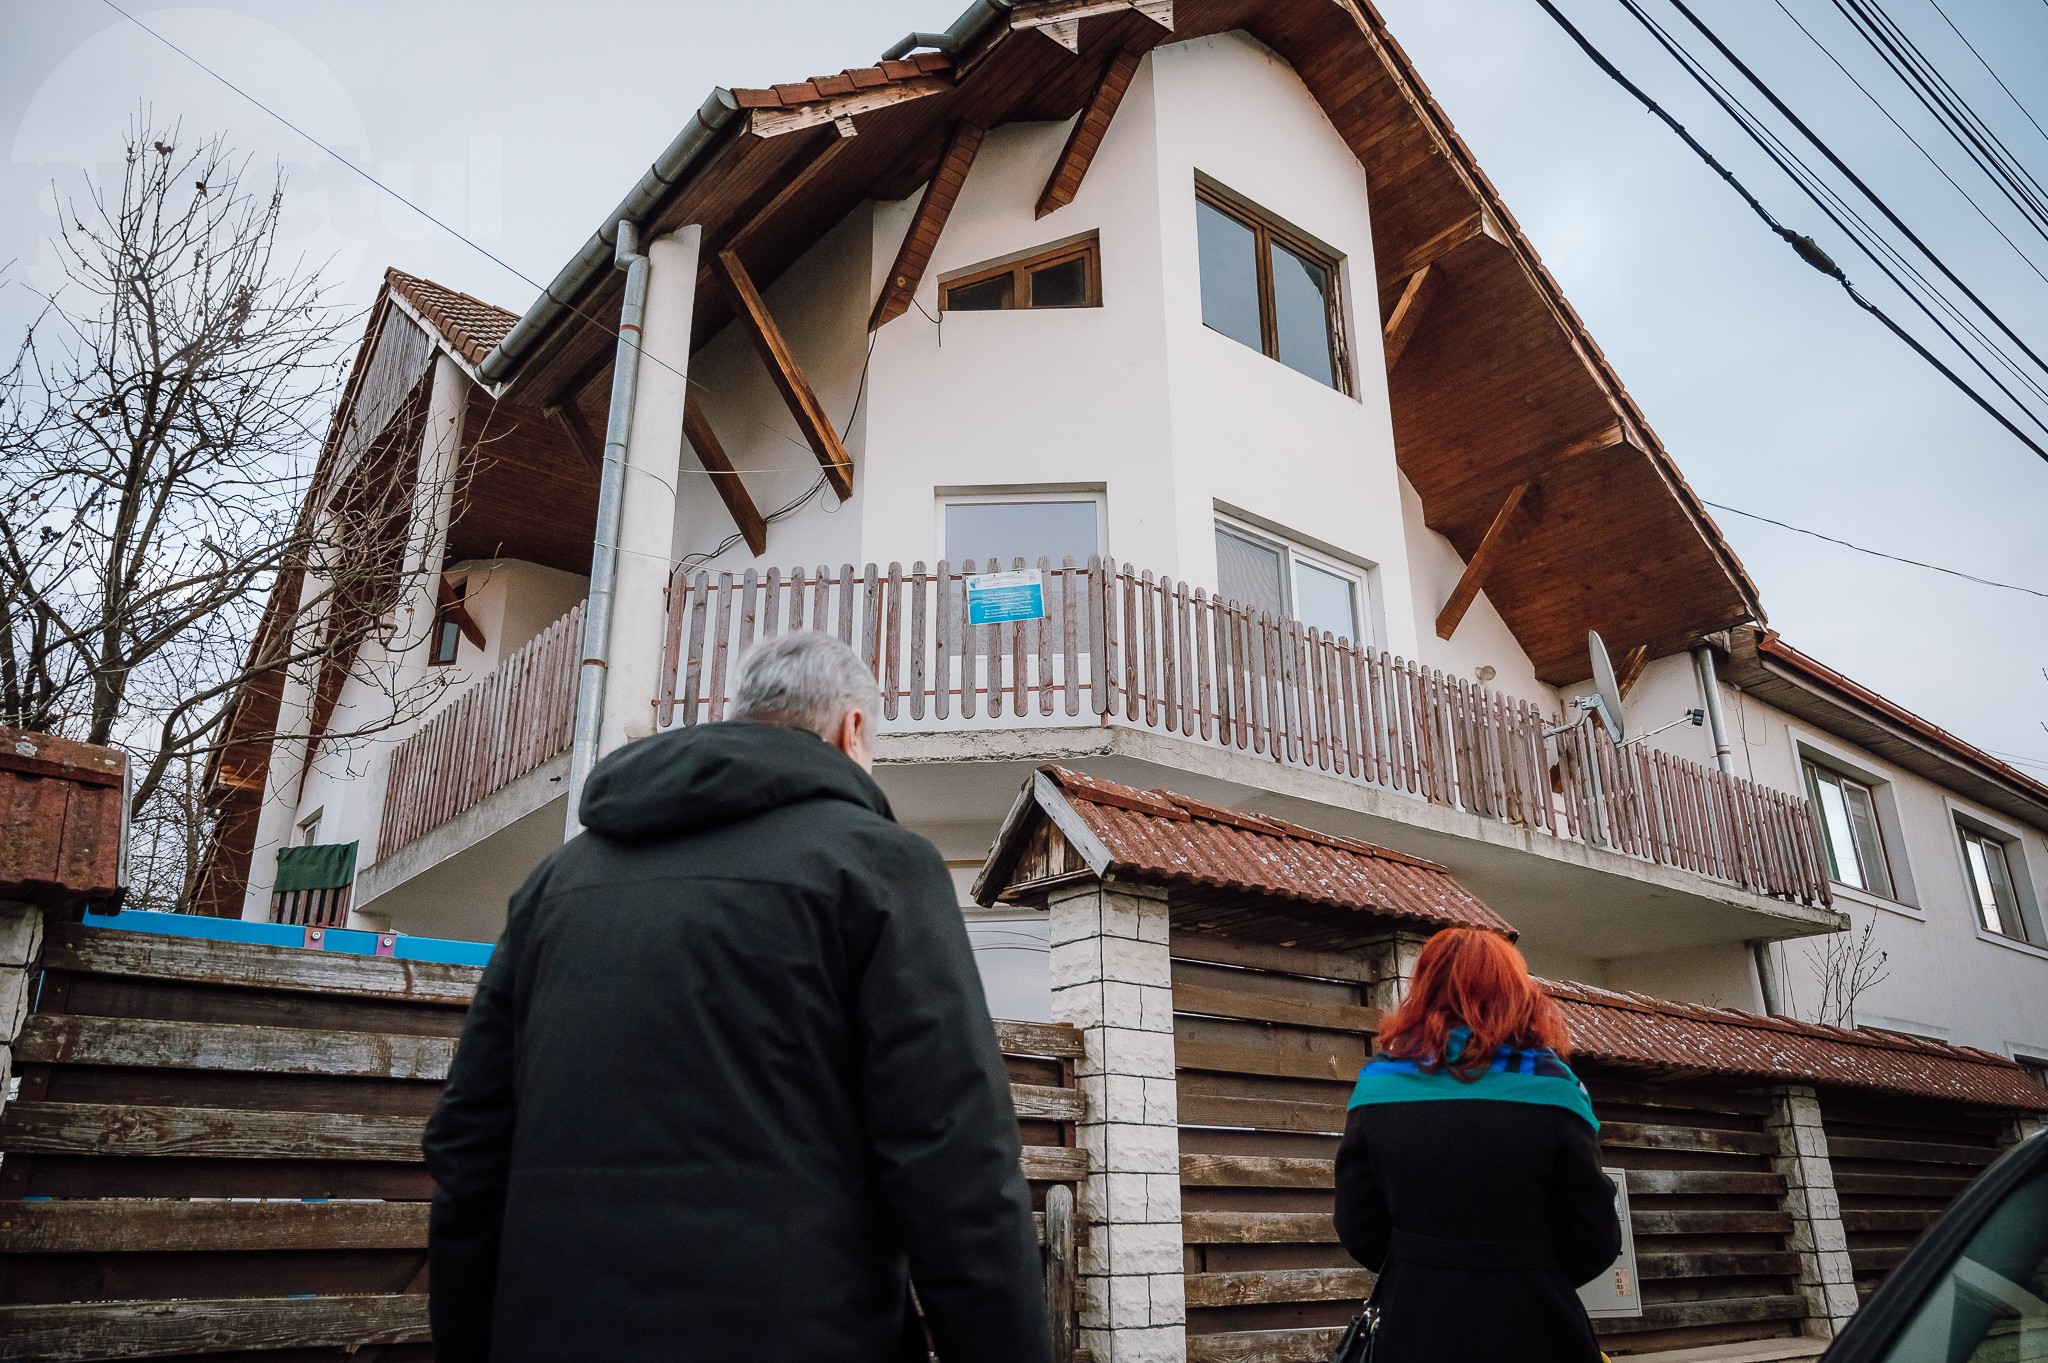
[198, 0, 2047, 1072]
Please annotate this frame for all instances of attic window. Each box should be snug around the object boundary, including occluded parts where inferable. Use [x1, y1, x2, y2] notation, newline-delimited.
[1196, 186, 1348, 392]
[941, 239, 1101, 312]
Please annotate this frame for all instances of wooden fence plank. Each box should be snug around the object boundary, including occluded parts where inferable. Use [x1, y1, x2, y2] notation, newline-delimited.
[1184, 1267, 1373, 1309]
[13, 1015, 456, 1081]
[0, 1199, 428, 1254]
[41, 927, 480, 1004]
[0, 1293, 431, 1363]
[1181, 1211, 1338, 1244]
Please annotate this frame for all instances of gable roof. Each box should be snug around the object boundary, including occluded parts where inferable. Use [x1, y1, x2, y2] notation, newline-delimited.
[1552, 978, 2048, 1111]
[384, 269, 520, 370]
[470, 0, 1763, 686]
[977, 764, 1517, 940]
[1725, 626, 2048, 832]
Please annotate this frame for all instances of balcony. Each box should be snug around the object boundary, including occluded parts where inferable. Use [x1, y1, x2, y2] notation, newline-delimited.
[658, 559, 1838, 955]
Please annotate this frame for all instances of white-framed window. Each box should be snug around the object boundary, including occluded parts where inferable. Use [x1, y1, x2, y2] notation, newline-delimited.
[298, 810, 323, 847]
[1803, 760, 1896, 900]
[1958, 821, 2032, 942]
[1213, 517, 1369, 645]
[940, 490, 1105, 569]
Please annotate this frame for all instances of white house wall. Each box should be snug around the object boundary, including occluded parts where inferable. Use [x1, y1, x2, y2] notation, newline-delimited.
[1729, 687, 2048, 1060]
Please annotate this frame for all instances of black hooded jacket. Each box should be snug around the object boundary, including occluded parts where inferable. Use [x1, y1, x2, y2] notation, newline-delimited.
[422, 721, 1049, 1363]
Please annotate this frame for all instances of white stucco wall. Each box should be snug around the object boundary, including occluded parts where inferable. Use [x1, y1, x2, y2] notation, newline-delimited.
[1727, 687, 2048, 1059]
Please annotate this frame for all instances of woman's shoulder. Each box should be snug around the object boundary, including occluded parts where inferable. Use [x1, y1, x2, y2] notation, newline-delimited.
[1349, 1047, 1600, 1132]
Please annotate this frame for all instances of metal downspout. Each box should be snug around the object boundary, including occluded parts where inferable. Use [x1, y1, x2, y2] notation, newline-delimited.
[564, 222, 650, 835]
[1692, 644, 1735, 777]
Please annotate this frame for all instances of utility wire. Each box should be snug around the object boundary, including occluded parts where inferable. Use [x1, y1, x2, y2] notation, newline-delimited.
[1703, 501, 2048, 600]
[92, 0, 850, 479]
[1828, 0, 2048, 246]
[1927, 0, 2048, 147]
[1529, 0, 2048, 459]
[1772, 0, 2048, 286]
[1656, 0, 2048, 383]
[1619, 0, 2048, 413]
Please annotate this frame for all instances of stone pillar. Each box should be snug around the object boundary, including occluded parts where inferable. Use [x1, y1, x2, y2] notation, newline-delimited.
[1767, 1085, 1860, 1338]
[1359, 931, 1430, 1011]
[1999, 1111, 2047, 1146]
[1049, 878, 1185, 1363]
[599, 225, 700, 758]
[0, 900, 44, 1113]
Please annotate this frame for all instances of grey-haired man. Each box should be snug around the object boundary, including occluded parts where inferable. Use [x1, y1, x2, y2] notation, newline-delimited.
[424, 631, 1048, 1363]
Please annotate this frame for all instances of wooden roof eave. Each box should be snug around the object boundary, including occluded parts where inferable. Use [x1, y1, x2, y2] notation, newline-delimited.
[1325, 1, 1765, 670]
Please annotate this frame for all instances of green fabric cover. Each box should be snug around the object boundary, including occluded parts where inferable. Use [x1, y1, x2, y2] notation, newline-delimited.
[275, 841, 358, 892]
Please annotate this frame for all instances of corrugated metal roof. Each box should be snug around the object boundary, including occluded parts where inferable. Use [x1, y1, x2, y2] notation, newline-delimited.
[385, 269, 519, 368]
[1551, 978, 2048, 1111]
[730, 51, 954, 110]
[1038, 766, 1517, 937]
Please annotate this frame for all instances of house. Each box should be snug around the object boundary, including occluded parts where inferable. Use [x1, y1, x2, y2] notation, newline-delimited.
[199, 0, 2047, 1099]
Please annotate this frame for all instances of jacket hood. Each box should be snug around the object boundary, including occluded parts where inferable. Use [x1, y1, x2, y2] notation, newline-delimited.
[577, 721, 891, 841]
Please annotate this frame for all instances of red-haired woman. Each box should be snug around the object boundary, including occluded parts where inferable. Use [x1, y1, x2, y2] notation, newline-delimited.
[1335, 928, 1620, 1362]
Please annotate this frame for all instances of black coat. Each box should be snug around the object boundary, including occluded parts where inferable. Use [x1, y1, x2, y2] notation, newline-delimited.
[423, 721, 1049, 1363]
[1334, 1098, 1622, 1363]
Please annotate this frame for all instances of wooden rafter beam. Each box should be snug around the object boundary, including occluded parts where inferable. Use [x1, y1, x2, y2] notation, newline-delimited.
[1615, 644, 1650, 700]
[1013, 0, 1173, 52]
[545, 403, 603, 475]
[1038, 49, 1143, 219]
[1380, 263, 1439, 370]
[681, 394, 768, 557]
[1378, 211, 1507, 294]
[747, 76, 952, 139]
[870, 121, 986, 331]
[696, 134, 855, 297]
[1424, 420, 1629, 532]
[436, 576, 486, 649]
[1436, 481, 1531, 641]
[715, 248, 856, 501]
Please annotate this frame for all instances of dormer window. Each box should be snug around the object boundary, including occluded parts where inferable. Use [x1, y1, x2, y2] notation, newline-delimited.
[1196, 185, 1348, 392]
[941, 238, 1101, 312]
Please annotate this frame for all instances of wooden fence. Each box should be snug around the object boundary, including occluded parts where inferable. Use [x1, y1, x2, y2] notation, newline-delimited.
[1168, 932, 1813, 1362]
[1818, 1091, 2009, 1303]
[658, 559, 1831, 906]
[378, 603, 583, 858]
[0, 921, 1090, 1363]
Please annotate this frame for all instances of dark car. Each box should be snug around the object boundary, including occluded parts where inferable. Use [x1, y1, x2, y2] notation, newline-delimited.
[1821, 1129, 2048, 1363]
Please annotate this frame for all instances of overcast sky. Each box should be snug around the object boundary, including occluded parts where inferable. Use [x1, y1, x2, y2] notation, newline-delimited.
[5, 0, 2045, 776]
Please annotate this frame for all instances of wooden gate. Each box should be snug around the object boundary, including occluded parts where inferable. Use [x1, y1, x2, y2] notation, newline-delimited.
[0, 921, 1088, 1362]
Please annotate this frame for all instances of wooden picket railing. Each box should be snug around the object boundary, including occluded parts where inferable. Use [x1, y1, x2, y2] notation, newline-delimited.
[656, 558, 1831, 907]
[378, 603, 583, 857]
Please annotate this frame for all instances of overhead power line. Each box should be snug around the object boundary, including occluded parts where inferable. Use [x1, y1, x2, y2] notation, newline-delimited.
[1656, 0, 2048, 384]
[1529, 0, 2048, 460]
[1703, 501, 2048, 600]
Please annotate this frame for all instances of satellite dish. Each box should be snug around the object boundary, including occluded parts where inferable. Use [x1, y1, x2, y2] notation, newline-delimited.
[1584, 630, 1627, 743]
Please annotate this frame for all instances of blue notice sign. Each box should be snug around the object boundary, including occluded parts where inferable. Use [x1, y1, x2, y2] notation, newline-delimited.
[966, 569, 1047, 625]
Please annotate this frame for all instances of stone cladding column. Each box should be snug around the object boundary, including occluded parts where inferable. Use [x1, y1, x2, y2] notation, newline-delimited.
[1048, 878, 1184, 1363]
[1767, 1084, 1860, 1338]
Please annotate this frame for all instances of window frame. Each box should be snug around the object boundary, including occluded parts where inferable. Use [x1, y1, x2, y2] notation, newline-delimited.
[939, 238, 1102, 313]
[1958, 821, 2029, 941]
[937, 488, 1108, 569]
[1802, 759, 1897, 900]
[1194, 184, 1352, 394]
[1213, 515, 1371, 647]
